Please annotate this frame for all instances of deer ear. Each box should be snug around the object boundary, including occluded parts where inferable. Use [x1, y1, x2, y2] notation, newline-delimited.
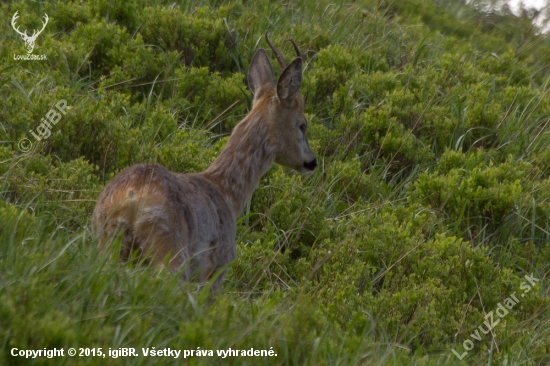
[247, 49, 275, 100]
[277, 57, 302, 102]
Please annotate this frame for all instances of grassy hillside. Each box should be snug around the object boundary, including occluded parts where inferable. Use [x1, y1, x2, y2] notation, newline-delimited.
[1, 0, 549, 364]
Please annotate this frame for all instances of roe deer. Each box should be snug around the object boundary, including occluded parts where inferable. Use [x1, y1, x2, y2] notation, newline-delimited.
[91, 33, 317, 291]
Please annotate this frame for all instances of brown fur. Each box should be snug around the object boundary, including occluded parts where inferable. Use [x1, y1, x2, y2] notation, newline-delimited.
[91, 36, 316, 291]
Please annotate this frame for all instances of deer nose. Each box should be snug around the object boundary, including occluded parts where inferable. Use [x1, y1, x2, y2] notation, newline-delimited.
[303, 158, 317, 171]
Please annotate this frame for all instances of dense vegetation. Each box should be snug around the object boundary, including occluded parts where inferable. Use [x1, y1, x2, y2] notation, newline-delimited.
[1, 0, 549, 364]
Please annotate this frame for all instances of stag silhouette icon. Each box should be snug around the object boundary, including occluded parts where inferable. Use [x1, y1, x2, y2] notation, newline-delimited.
[11, 11, 49, 54]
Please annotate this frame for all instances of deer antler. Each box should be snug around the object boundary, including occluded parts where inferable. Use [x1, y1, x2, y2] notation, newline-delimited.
[11, 11, 28, 38]
[265, 31, 287, 70]
[32, 13, 49, 39]
[265, 32, 306, 71]
[287, 37, 305, 60]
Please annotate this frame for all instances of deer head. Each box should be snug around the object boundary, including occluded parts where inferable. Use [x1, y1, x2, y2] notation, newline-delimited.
[247, 32, 317, 173]
[11, 11, 49, 54]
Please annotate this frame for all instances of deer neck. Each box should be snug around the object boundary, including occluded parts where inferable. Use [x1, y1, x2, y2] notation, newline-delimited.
[203, 108, 276, 219]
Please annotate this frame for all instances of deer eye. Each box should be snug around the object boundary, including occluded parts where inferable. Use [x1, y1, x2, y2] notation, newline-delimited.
[299, 124, 306, 133]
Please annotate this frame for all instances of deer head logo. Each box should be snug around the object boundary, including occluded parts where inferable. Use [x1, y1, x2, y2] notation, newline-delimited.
[11, 11, 49, 54]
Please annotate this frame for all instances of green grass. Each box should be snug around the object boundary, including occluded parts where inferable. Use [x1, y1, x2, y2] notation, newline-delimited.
[1, 0, 550, 364]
